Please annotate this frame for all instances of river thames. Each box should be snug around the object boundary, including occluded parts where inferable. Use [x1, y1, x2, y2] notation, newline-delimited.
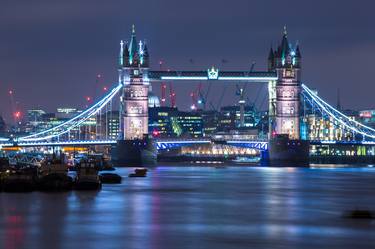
[1, 165, 375, 249]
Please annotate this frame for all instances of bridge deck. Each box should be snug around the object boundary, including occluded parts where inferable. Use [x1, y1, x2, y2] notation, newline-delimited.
[148, 70, 277, 81]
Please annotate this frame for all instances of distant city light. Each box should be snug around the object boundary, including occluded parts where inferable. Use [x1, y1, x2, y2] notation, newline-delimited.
[14, 111, 21, 119]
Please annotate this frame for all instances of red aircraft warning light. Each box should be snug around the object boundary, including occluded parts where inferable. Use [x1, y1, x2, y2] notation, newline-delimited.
[14, 111, 21, 119]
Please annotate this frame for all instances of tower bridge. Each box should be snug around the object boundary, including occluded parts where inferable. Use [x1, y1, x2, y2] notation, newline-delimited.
[1, 25, 375, 164]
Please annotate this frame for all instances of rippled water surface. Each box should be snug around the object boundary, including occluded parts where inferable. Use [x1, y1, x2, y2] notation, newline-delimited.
[1, 165, 375, 249]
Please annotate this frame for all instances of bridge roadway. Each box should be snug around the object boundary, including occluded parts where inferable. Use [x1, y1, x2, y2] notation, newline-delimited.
[0, 138, 269, 151]
[1, 138, 374, 152]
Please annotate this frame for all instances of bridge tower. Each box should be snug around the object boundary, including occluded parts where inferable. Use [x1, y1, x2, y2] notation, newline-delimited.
[268, 27, 302, 139]
[118, 25, 150, 140]
[113, 25, 156, 166]
[267, 27, 309, 164]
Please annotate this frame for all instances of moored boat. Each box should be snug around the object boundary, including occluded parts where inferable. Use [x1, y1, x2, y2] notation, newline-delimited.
[100, 173, 122, 184]
[74, 160, 102, 190]
[37, 159, 73, 191]
[232, 156, 260, 164]
[2, 168, 37, 192]
[128, 168, 148, 177]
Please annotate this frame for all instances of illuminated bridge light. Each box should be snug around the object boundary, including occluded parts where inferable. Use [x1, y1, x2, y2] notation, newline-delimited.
[218, 77, 278, 81]
[226, 140, 269, 151]
[161, 76, 208, 80]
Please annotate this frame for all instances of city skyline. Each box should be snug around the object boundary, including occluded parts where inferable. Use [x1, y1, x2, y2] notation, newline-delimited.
[1, 0, 375, 123]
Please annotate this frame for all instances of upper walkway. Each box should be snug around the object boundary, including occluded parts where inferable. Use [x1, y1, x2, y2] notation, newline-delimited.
[148, 70, 277, 82]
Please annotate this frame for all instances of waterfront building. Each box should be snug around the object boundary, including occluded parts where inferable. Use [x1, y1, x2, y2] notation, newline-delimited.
[27, 109, 46, 122]
[148, 87, 161, 108]
[24, 109, 46, 133]
[148, 107, 179, 137]
[22, 108, 96, 140]
[97, 111, 120, 140]
[217, 105, 260, 132]
[55, 108, 81, 119]
[0, 115, 6, 136]
[199, 110, 219, 137]
[148, 107, 203, 138]
[176, 111, 203, 138]
[358, 110, 375, 128]
[306, 109, 359, 141]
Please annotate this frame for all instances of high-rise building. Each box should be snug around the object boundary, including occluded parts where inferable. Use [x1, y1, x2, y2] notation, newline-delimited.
[56, 108, 81, 119]
[97, 110, 120, 140]
[0, 115, 6, 136]
[218, 105, 259, 132]
[149, 107, 179, 137]
[176, 111, 203, 138]
[25, 109, 46, 133]
[27, 109, 46, 122]
[199, 110, 219, 136]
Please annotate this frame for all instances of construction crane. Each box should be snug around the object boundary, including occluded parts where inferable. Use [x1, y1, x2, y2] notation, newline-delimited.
[196, 81, 212, 110]
[235, 61, 256, 127]
[8, 89, 21, 124]
[161, 83, 167, 107]
[190, 83, 202, 110]
[159, 60, 167, 107]
[159, 60, 176, 108]
[169, 82, 176, 108]
[216, 85, 228, 111]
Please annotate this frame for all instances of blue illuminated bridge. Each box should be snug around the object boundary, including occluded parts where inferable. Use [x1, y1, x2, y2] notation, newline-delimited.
[2, 27, 375, 154]
[2, 137, 375, 153]
[0, 76, 375, 151]
[0, 138, 269, 151]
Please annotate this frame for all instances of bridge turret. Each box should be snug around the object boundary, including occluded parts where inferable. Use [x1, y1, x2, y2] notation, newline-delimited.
[268, 47, 275, 71]
[294, 44, 302, 67]
[123, 43, 129, 67]
[142, 43, 149, 67]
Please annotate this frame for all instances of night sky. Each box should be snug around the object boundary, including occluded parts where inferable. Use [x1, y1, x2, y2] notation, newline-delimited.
[1, 0, 374, 123]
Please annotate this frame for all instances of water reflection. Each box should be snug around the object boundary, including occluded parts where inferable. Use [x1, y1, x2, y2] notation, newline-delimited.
[0, 166, 375, 249]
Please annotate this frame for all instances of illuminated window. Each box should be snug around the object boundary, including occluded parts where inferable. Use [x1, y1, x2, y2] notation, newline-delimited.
[282, 106, 295, 114]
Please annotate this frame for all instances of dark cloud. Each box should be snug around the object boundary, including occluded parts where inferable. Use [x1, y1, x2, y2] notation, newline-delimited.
[0, 0, 374, 122]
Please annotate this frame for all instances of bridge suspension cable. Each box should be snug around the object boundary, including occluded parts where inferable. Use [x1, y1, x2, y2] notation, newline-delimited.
[302, 84, 375, 140]
[18, 83, 122, 142]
